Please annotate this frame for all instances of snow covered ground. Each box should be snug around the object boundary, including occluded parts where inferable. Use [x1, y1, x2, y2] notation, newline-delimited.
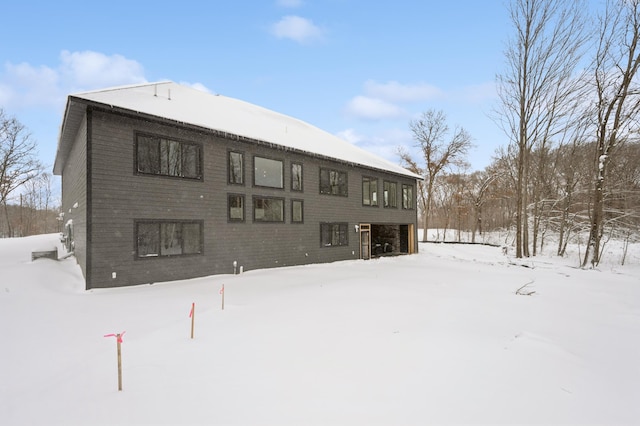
[1, 233, 639, 425]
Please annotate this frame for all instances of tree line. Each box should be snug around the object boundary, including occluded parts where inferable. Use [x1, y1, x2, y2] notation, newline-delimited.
[0, 108, 58, 238]
[400, 0, 640, 266]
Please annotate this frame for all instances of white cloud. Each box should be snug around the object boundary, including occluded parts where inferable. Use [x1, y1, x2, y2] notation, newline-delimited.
[343, 80, 445, 121]
[344, 95, 406, 120]
[59, 50, 146, 89]
[0, 62, 60, 108]
[0, 50, 146, 110]
[270, 15, 324, 44]
[336, 127, 412, 163]
[363, 80, 443, 103]
[276, 0, 303, 7]
[336, 128, 365, 144]
[179, 81, 212, 94]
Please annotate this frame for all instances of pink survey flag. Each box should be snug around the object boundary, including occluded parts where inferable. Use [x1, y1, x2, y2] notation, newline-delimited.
[104, 331, 126, 343]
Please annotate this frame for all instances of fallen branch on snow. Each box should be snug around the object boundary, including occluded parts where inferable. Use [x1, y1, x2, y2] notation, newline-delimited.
[516, 281, 536, 296]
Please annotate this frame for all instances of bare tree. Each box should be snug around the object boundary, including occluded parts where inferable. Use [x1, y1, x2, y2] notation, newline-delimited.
[496, 0, 589, 258]
[398, 109, 473, 242]
[466, 170, 502, 243]
[582, 0, 640, 267]
[0, 109, 43, 237]
[22, 172, 56, 235]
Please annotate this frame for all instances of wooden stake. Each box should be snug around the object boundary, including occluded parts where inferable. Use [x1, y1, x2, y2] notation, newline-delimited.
[116, 334, 123, 391]
[221, 284, 225, 310]
[190, 302, 195, 339]
[104, 331, 125, 391]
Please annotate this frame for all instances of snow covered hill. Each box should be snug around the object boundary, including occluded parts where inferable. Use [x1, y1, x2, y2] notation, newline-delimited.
[1, 234, 639, 425]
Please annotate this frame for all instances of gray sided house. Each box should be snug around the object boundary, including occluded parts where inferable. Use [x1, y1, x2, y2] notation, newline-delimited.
[53, 81, 422, 289]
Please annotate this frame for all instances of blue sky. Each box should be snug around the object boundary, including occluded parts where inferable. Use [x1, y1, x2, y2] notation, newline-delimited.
[1, 0, 511, 179]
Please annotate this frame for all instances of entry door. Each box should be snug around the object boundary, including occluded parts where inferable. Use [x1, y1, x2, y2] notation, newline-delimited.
[359, 224, 371, 259]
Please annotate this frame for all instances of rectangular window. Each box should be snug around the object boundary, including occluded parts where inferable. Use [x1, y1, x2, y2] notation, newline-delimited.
[319, 168, 348, 196]
[137, 223, 160, 257]
[384, 181, 398, 208]
[136, 220, 203, 258]
[291, 199, 303, 223]
[228, 151, 244, 185]
[253, 196, 284, 222]
[228, 194, 245, 222]
[320, 223, 348, 247]
[362, 176, 378, 206]
[402, 184, 414, 209]
[136, 134, 202, 179]
[254, 156, 284, 188]
[291, 163, 303, 191]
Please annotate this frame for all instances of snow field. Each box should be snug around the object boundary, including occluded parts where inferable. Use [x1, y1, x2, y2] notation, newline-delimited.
[1, 234, 639, 425]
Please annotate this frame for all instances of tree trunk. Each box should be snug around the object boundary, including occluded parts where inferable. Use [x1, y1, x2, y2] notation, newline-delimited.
[583, 160, 605, 267]
[3, 200, 12, 237]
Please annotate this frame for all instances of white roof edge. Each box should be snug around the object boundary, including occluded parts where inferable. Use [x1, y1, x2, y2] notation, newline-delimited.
[69, 81, 422, 180]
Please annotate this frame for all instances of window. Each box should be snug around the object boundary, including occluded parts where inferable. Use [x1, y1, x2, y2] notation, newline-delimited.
[228, 151, 244, 185]
[291, 163, 303, 191]
[383, 181, 398, 208]
[291, 199, 303, 223]
[320, 223, 348, 247]
[253, 196, 284, 222]
[254, 156, 284, 188]
[228, 194, 245, 222]
[362, 176, 378, 206]
[402, 184, 414, 209]
[319, 168, 348, 196]
[136, 220, 203, 258]
[136, 134, 202, 179]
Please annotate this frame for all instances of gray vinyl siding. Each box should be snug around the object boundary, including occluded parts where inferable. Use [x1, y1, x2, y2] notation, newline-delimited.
[83, 108, 418, 289]
[60, 114, 88, 279]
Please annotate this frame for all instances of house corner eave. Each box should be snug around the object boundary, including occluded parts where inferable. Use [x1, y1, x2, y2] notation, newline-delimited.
[53, 96, 86, 176]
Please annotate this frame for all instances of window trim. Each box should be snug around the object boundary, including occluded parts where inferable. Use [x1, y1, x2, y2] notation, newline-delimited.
[320, 222, 349, 247]
[227, 193, 245, 222]
[134, 219, 204, 259]
[319, 167, 348, 197]
[291, 162, 303, 192]
[228, 150, 245, 186]
[135, 132, 203, 180]
[383, 180, 398, 208]
[291, 199, 304, 223]
[402, 184, 414, 210]
[362, 176, 379, 207]
[252, 195, 285, 223]
[253, 155, 284, 189]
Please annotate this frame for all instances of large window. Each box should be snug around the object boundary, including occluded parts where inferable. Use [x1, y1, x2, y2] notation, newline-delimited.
[384, 181, 398, 208]
[253, 196, 284, 222]
[319, 168, 348, 196]
[402, 184, 414, 209]
[320, 223, 348, 247]
[291, 199, 303, 223]
[291, 163, 303, 191]
[228, 151, 244, 185]
[254, 156, 284, 188]
[136, 220, 203, 258]
[362, 176, 378, 206]
[228, 194, 245, 222]
[136, 134, 202, 179]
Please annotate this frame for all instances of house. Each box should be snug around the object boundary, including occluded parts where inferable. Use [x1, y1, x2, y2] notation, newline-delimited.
[53, 81, 422, 289]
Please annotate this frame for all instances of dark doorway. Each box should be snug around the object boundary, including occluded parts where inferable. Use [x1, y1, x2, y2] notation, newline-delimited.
[399, 224, 409, 253]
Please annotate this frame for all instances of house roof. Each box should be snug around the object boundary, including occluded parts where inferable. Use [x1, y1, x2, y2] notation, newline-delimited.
[53, 81, 421, 179]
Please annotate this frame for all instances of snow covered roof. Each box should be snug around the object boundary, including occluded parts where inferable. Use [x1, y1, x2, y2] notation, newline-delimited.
[53, 81, 421, 179]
